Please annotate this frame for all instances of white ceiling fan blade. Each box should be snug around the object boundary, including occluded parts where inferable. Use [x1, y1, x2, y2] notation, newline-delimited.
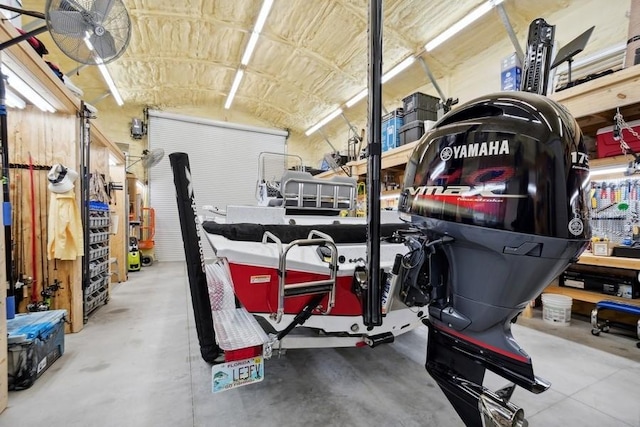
[90, 0, 116, 23]
[48, 10, 87, 37]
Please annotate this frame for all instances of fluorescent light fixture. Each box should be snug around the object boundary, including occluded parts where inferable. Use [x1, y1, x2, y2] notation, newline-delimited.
[345, 57, 416, 108]
[425, 0, 503, 52]
[241, 32, 261, 65]
[345, 89, 367, 108]
[5, 87, 26, 109]
[241, 0, 274, 65]
[381, 57, 415, 83]
[84, 36, 124, 106]
[305, 108, 343, 136]
[1, 65, 56, 112]
[97, 63, 124, 106]
[224, 69, 245, 109]
[589, 166, 628, 177]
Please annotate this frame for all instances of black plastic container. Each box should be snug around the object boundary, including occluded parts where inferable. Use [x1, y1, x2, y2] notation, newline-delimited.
[402, 92, 439, 113]
[399, 120, 425, 145]
[404, 108, 437, 123]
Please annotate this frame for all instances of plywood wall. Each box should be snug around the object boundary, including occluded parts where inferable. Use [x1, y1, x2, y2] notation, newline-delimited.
[7, 106, 83, 332]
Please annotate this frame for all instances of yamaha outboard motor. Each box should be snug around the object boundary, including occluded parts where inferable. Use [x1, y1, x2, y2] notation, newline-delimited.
[397, 92, 590, 426]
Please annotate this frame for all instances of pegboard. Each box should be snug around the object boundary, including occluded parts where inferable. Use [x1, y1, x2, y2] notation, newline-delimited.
[589, 177, 640, 243]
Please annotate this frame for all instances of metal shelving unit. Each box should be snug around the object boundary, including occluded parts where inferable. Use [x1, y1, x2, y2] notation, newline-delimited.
[84, 203, 110, 321]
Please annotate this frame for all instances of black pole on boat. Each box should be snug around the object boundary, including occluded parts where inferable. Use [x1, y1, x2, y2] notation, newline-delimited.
[169, 152, 220, 363]
[364, 0, 383, 327]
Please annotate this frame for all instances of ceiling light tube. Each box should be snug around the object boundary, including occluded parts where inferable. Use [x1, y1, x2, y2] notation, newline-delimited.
[97, 63, 124, 106]
[1, 64, 56, 112]
[425, 0, 503, 52]
[345, 89, 368, 108]
[5, 87, 26, 109]
[254, 0, 274, 33]
[225, 69, 245, 109]
[241, 0, 274, 65]
[84, 35, 123, 106]
[305, 108, 343, 136]
[241, 32, 261, 66]
[381, 56, 415, 83]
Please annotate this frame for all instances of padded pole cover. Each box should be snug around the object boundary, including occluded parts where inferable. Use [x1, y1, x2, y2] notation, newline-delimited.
[169, 152, 220, 363]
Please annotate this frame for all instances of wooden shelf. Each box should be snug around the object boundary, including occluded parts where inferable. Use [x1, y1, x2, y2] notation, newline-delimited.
[316, 140, 420, 179]
[550, 64, 640, 135]
[577, 252, 640, 270]
[544, 284, 640, 306]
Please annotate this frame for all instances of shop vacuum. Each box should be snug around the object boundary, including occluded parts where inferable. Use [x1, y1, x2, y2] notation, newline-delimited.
[396, 91, 591, 426]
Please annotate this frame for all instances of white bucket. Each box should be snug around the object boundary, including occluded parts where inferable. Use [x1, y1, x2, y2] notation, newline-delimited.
[541, 293, 572, 326]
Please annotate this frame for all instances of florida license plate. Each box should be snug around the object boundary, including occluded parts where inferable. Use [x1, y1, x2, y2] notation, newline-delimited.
[211, 356, 264, 393]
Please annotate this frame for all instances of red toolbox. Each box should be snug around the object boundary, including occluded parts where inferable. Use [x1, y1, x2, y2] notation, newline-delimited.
[596, 119, 640, 158]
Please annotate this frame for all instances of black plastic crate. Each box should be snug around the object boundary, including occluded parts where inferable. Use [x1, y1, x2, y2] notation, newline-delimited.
[399, 120, 425, 146]
[404, 108, 437, 123]
[402, 92, 439, 113]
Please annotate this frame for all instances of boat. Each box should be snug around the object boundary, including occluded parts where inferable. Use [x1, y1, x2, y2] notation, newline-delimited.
[170, 90, 591, 427]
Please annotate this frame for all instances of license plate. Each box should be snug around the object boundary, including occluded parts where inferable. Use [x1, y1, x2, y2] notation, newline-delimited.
[212, 356, 264, 393]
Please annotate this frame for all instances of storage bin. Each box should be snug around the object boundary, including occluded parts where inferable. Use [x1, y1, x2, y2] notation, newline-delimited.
[402, 92, 439, 113]
[7, 310, 67, 390]
[399, 120, 426, 146]
[541, 294, 572, 326]
[404, 108, 437, 124]
[382, 113, 404, 152]
[596, 119, 640, 158]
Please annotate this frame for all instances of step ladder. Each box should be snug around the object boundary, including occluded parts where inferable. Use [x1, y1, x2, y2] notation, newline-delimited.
[262, 230, 338, 323]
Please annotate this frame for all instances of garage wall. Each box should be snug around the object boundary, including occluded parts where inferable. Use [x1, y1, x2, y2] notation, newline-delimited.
[148, 110, 288, 261]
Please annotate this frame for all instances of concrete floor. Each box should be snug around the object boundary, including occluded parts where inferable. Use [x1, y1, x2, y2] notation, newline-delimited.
[1, 261, 639, 427]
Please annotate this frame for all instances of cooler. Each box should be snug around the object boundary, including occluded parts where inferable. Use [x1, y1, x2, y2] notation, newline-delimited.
[7, 310, 67, 390]
[596, 119, 640, 158]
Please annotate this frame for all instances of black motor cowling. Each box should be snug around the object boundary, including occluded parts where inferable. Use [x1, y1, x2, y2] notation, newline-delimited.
[398, 91, 590, 331]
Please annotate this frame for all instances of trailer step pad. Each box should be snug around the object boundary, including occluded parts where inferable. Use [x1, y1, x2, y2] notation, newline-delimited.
[205, 261, 269, 351]
[211, 308, 270, 351]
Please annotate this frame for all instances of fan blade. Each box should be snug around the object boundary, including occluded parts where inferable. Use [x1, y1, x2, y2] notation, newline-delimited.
[48, 10, 87, 38]
[90, 30, 117, 60]
[90, 0, 116, 23]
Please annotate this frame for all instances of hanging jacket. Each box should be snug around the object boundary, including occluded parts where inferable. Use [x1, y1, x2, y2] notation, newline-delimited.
[48, 190, 84, 260]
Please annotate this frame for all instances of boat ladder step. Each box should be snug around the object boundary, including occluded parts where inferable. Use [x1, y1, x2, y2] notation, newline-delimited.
[262, 230, 339, 323]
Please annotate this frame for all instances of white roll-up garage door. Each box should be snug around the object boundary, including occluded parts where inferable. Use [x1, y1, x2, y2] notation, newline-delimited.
[148, 110, 288, 261]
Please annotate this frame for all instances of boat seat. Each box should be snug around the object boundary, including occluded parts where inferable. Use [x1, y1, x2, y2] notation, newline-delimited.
[280, 171, 356, 211]
[202, 221, 411, 244]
